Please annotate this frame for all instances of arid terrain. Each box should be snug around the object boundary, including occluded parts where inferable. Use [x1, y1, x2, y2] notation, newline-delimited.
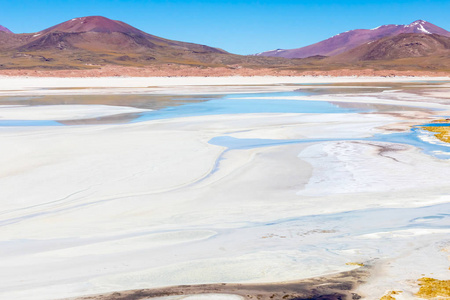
[0, 17, 449, 74]
[0, 64, 449, 77]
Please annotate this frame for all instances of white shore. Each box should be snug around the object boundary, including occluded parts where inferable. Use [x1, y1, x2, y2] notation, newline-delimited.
[0, 75, 448, 96]
[0, 76, 449, 300]
[2, 75, 449, 88]
[0, 105, 149, 120]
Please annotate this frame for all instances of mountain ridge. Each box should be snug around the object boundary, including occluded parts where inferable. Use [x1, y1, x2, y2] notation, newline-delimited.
[0, 17, 449, 72]
[0, 25, 12, 33]
[0, 15, 309, 71]
[39, 16, 145, 34]
[328, 33, 450, 62]
[256, 20, 450, 59]
[14, 16, 227, 54]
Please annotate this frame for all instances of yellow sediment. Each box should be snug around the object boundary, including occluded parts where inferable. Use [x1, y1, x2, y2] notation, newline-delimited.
[346, 262, 364, 267]
[416, 277, 450, 299]
[431, 118, 450, 123]
[423, 126, 450, 143]
[380, 290, 402, 300]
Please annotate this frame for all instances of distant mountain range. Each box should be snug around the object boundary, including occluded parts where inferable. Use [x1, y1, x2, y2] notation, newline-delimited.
[256, 20, 450, 59]
[0, 17, 449, 72]
[0, 16, 307, 70]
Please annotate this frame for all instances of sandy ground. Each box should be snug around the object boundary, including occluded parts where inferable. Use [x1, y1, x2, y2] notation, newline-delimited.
[0, 77, 449, 300]
[0, 65, 449, 78]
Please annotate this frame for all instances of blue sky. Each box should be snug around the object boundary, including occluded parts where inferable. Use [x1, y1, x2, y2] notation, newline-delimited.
[1, 0, 449, 55]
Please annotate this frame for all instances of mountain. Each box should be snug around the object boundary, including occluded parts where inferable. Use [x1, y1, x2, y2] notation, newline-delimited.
[0, 25, 12, 33]
[328, 33, 450, 62]
[256, 20, 450, 59]
[0, 16, 449, 72]
[15, 16, 226, 54]
[0, 15, 318, 71]
[39, 16, 147, 34]
[0, 16, 233, 69]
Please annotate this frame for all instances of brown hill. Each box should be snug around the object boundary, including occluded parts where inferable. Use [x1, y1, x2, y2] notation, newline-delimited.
[0, 16, 247, 70]
[16, 16, 226, 54]
[40, 16, 145, 34]
[329, 33, 450, 62]
[0, 17, 449, 73]
[0, 16, 326, 71]
[256, 20, 450, 59]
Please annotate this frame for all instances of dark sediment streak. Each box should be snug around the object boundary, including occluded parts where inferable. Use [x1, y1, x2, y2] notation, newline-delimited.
[68, 267, 368, 300]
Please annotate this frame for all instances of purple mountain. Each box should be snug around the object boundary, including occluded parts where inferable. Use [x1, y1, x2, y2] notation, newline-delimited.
[256, 20, 450, 58]
[0, 24, 12, 33]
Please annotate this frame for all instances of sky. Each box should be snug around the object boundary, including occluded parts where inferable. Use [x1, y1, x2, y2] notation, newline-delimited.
[1, 0, 450, 55]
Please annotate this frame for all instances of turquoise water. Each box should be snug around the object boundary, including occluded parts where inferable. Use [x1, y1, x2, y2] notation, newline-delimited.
[419, 123, 450, 127]
[0, 120, 62, 127]
[2, 90, 449, 159]
[209, 127, 450, 159]
[0, 91, 364, 127]
[132, 92, 363, 123]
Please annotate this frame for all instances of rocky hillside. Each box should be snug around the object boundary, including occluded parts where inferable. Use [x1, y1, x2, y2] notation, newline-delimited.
[256, 20, 450, 59]
[328, 33, 450, 62]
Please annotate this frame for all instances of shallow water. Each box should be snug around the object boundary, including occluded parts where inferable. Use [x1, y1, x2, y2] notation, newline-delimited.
[2, 89, 449, 159]
[0, 93, 217, 109]
[132, 96, 360, 122]
[0, 120, 63, 127]
[0, 93, 217, 126]
[0, 90, 428, 126]
[209, 127, 450, 159]
[0, 91, 364, 126]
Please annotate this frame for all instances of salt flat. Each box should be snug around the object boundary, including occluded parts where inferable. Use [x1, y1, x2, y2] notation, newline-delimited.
[0, 104, 149, 120]
[0, 77, 449, 300]
[0, 75, 449, 96]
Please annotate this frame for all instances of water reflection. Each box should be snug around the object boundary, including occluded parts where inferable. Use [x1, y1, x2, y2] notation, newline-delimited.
[0, 94, 218, 110]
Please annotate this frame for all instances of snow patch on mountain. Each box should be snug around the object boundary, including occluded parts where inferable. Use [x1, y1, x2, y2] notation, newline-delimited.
[418, 24, 431, 34]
